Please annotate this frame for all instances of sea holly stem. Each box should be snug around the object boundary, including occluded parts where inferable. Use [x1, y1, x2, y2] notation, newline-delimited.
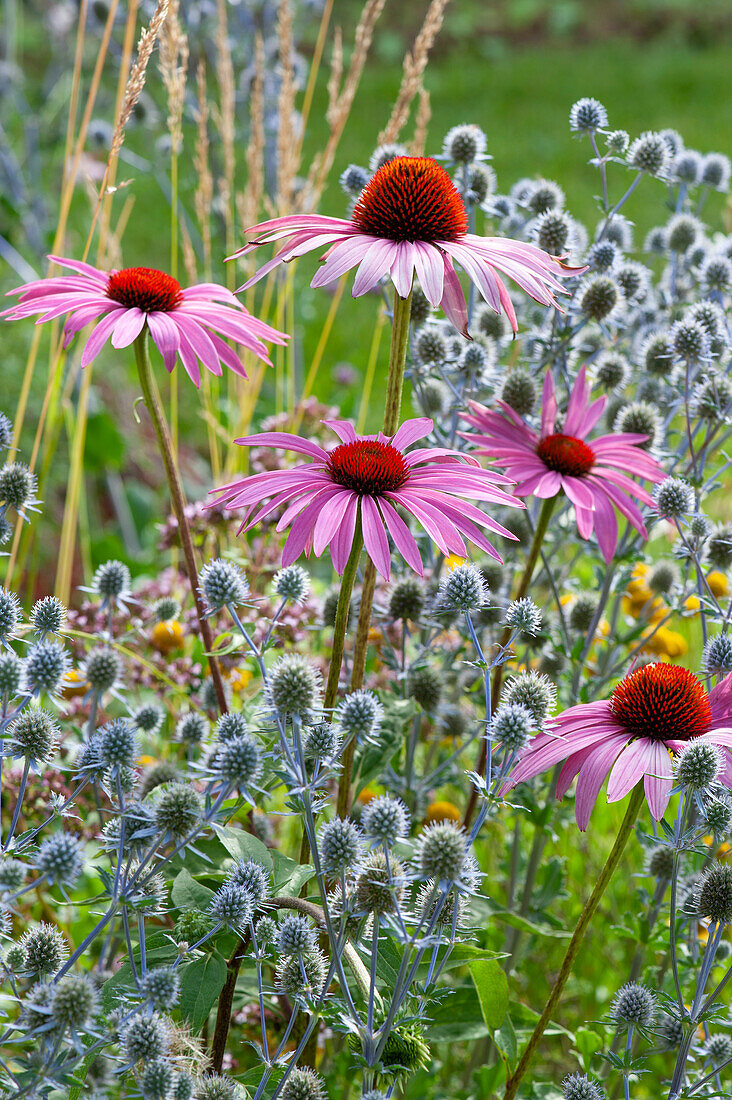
[502, 782, 645, 1100]
[133, 329, 229, 715]
[336, 286, 413, 817]
[464, 494, 557, 826]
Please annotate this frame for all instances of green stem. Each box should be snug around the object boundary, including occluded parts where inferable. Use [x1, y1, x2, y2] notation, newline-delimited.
[337, 288, 413, 817]
[133, 330, 229, 715]
[503, 783, 645, 1100]
[464, 494, 557, 827]
[324, 513, 364, 715]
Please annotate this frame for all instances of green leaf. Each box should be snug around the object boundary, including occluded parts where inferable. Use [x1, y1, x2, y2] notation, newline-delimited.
[427, 986, 489, 1042]
[211, 823, 273, 873]
[171, 868, 216, 912]
[574, 1026, 604, 1071]
[270, 850, 315, 896]
[469, 959, 509, 1030]
[487, 908, 571, 938]
[493, 1014, 517, 1070]
[179, 952, 228, 1030]
[85, 410, 125, 471]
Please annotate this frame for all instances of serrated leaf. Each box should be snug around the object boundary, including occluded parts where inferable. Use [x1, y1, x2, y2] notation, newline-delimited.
[179, 952, 227, 1030]
[469, 959, 509, 1030]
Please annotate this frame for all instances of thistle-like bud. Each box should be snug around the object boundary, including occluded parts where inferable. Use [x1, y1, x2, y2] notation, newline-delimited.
[361, 795, 410, 848]
[6, 708, 58, 766]
[227, 860, 270, 903]
[653, 477, 694, 519]
[319, 818, 362, 876]
[627, 132, 669, 176]
[198, 559, 249, 614]
[36, 833, 84, 886]
[695, 863, 732, 924]
[123, 1012, 170, 1062]
[139, 966, 181, 1010]
[51, 973, 98, 1030]
[336, 690, 383, 743]
[416, 821, 467, 884]
[176, 711, 209, 745]
[20, 923, 68, 976]
[92, 559, 131, 601]
[438, 563, 487, 612]
[442, 124, 487, 164]
[506, 596, 542, 636]
[210, 883, 254, 928]
[0, 461, 37, 510]
[82, 646, 121, 693]
[502, 670, 557, 725]
[273, 565, 310, 604]
[275, 947, 328, 998]
[278, 915, 318, 957]
[562, 1074, 604, 1100]
[409, 665, 442, 712]
[569, 97, 608, 132]
[30, 596, 66, 637]
[501, 369, 536, 416]
[610, 982, 656, 1028]
[99, 718, 138, 771]
[388, 577, 425, 623]
[493, 704, 533, 754]
[134, 702, 164, 734]
[154, 784, 201, 838]
[268, 654, 322, 720]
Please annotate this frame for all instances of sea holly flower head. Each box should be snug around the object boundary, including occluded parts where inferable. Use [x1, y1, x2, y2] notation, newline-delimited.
[503, 663, 732, 829]
[209, 417, 523, 580]
[229, 155, 586, 336]
[461, 365, 665, 562]
[2, 256, 288, 387]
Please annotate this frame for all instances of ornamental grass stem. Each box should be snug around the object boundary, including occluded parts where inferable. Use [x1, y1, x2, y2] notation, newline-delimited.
[133, 328, 229, 715]
[464, 494, 557, 827]
[503, 782, 645, 1100]
[336, 287, 413, 816]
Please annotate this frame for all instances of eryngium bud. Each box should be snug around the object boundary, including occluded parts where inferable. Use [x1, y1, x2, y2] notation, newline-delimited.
[134, 703, 164, 734]
[24, 639, 70, 696]
[275, 947, 328, 998]
[493, 703, 533, 754]
[438, 563, 486, 612]
[415, 325, 448, 365]
[705, 798, 732, 837]
[30, 596, 66, 637]
[336, 690, 383, 742]
[356, 851, 404, 915]
[319, 817, 362, 875]
[280, 1068, 326, 1100]
[610, 982, 656, 1027]
[442, 123, 487, 164]
[647, 845, 674, 881]
[606, 129, 629, 154]
[123, 1012, 169, 1062]
[83, 646, 121, 693]
[140, 760, 179, 798]
[702, 152, 731, 190]
[210, 883, 254, 927]
[506, 596, 542, 635]
[21, 923, 68, 975]
[670, 318, 709, 361]
[51, 973, 98, 1029]
[409, 665, 442, 711]
[502, 670, 557, 725]
[6, 708, 58, 766]
[139, 966, 181, 1010]
[198, 559, 249, 613]
[627, 132, 669, 176]
[154, 784, 202, 837]
[416, 821, 467, 883]
[562, 1074, 604, 1100]
[612, 402, 659, 450]
[36, 833, 84, 886]
[501, 369, 536, 415]
[227, 859, 270, 903]
[369, 143, 408, 173]
[666, 213, 701, 253]
[268, 653, 322, 719]
[215, 734, 262, 787]
[194, 1073, 243, 1100]
[339, 164, 369, 196]
[0, 857, 26, 895]
[569, 97, 608, 132]
[273, 565, 310, 604]
[0, 461, 37, 509]
[0, 411, 12, 449]
[92, 559, 131, 600]
[278, 915, 318, 956]
[388, 576, 425, 622]
[99, 718, 138, 770]
[702, 255, 732, 293]
[578, 275, 619, 321]
[594, 351, 627, 390]
[705, 1034, 732, 1065]
[695, 863, 732, 924]
[675, 741, 723, 791]
[152, 596, 180, 623]
[303, 721, 341, 765]
[534, 210, 572, 253]
[361, 795, 410, 847]
[140, 1060, 175, 1100]
[658, 1013, 684, 1049]
[653, 477, 694, 519]
[707, 524, 732, 569]
[0, 652, 23, 697]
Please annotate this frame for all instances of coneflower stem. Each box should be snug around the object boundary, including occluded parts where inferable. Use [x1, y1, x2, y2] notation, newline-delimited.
[133, 329, 229, 715]
[503, 782, 645, 1100]
[464, 494, 557, 826]
[337, 287, 413, 816]
[324, 514, 364, 717]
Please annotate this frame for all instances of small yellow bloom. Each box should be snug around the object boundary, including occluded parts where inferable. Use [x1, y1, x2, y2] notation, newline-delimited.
[424, 800, 462, 825]
[229, 667, 253, 694]
[684, 595, 701, 613]
[151, 620, 184, 654]
[358, 787, 378, 805]
[641, 624, 688, 659]
[61, 668, 89, 699]
[445, 554, 467, 572]
[137, 754, 158, 767]
[707, 571, 729, 598]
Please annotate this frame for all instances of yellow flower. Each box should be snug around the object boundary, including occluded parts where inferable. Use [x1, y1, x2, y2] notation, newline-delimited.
[358, 787, 379, 805]
[707, 571, 729, 598]
[424, 800, 462, 825]
[445, 554, 467, 572]
[640, 624, 688, 659]
[151, 620, 184, 654]
[622, 563, 667, 620]
[60, 668, 89, 699]
[684, 595, 701, 613]
[229, 667, 253, 694]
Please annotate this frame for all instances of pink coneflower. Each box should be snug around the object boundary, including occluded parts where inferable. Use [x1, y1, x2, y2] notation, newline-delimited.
[229, 156, 585, 335]
[503, 663, 732, 829]
[209, 417, 523, 579]
[2, 256, 287, 386]
[460, 366, 665, 562]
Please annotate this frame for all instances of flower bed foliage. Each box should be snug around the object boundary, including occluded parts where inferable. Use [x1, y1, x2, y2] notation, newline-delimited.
[2, 4, 732, 1100]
